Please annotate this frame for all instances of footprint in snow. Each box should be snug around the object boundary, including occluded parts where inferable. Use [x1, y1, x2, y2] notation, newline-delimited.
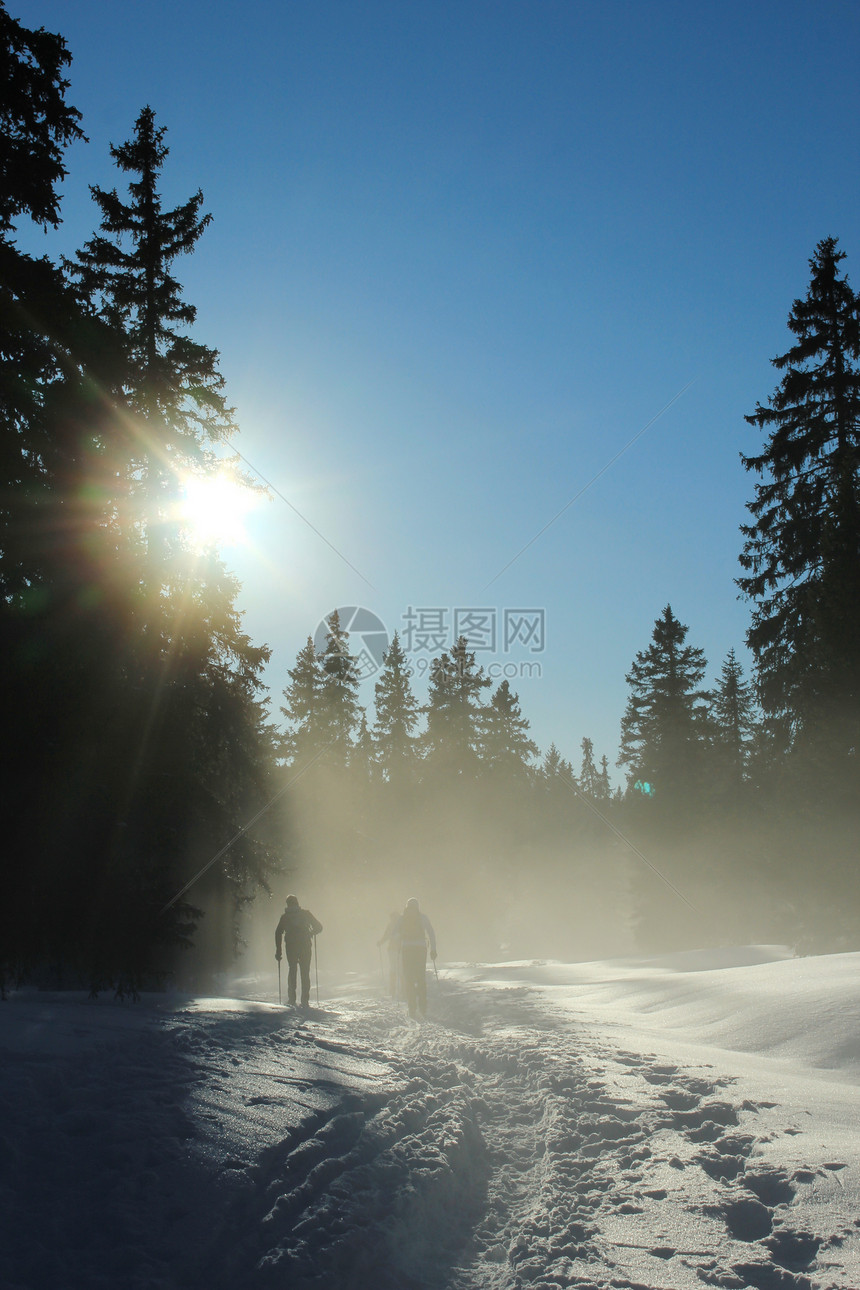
[724, 1194, 773, 1241]
[765, 1227, 822, 1272]
[743, 1169, 796, 1208]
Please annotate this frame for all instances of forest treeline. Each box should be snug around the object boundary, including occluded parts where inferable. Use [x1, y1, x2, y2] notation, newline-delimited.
[1, 4, 858, 988]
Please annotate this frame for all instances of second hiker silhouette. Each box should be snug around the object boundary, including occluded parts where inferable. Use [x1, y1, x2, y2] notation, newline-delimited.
[398, 897, 436, 1019]
[275, 895, 322, 1007]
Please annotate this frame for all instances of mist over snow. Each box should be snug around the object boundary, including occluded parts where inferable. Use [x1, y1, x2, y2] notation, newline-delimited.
[3, 946, 859, 1290]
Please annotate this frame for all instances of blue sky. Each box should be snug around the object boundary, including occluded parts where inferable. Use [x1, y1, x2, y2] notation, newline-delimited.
[13, 0, 860, 772]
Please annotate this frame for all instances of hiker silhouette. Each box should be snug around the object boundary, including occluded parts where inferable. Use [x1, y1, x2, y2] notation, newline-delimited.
[275, 895, 322, 1007]
[398, 897, 436, 1019]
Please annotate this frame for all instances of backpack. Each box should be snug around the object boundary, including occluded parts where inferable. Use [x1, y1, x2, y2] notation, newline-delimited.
[282, 906, 311, 944]
[400, 905, 423, 944]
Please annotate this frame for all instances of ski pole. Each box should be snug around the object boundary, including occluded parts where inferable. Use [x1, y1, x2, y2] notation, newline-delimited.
[277, 957, 282, 1005]
[313, 935, 320, 1006]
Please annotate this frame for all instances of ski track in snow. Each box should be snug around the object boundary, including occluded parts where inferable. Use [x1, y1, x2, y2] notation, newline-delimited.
[3, 972, 859, 1290]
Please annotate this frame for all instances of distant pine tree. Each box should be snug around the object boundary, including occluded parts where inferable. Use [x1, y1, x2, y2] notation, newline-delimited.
[618, 605, 710, 810]
[579, 737, 600, 798]
[373, 632, 421, 783]
[351, 713, 377, 783]
[422, 636, 491, 776]
[710, 648, 758, 796]
[481, 680, 539, 778]
[279, 636, 325, 768]
[541, 742, 563, 780]
[540, 743, 578, 794]
[598, 755, 612, 802]
[316, 609, 363, 769]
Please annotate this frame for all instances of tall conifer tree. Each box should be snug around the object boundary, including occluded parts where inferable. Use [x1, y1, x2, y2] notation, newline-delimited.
[59, 107, 277, 977]
[0, 1, 96, 982]
[0, 1, 83, 235]
[70, 106, 231, 443]
[739, 238, 860, 780]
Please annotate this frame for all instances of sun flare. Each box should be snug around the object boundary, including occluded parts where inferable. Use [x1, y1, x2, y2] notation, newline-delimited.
[179, 470, 259, 548]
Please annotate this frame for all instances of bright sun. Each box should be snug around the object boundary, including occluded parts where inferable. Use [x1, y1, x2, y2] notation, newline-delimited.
[179, 470, 259, 548]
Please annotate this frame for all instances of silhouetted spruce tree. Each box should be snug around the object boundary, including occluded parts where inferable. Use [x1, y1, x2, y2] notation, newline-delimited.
[67, 105, 237, 599]
[58, 107, 277, 982]
[577, 744, 616, 849]
[534, 744, 584, 859]
[740, 238, 860, 790]
[373, 632, 421, 783]
[422, 636, 491, 776]
[710, 648, 758, 798]
[316, 609, 362, 769]
[0, 0, 86, 645]
[0, 2, 83, 235]
[352, 713, 377, 782]
[481, 680, 539, 778]
[579, 737, 600, 798]
[620, 610, 714, 952]
[0, 4, 138, 985]
[540, 743, 578, 792]
[541, 742, 562, 780]
[280, 636, 325, 768]
[70, 106, 232, 450]
[618, 605, 710, 811]
[564, 738, 612, 847]
[598, 755, 613, 801]
[278, 619, 369, 888]
[0, 0, 90, 614]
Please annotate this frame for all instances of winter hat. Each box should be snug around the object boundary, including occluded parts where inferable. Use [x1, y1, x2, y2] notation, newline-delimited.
[286, 894, 299, 907]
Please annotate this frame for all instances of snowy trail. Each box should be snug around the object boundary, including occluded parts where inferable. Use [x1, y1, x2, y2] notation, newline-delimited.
[186, 976, 856, 1290]
[343, 978, 854, 1290]
[3, 958, 859, 1290]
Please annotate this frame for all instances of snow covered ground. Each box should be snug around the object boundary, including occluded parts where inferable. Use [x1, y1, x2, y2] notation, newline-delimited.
[2, 946, 859, 1290]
